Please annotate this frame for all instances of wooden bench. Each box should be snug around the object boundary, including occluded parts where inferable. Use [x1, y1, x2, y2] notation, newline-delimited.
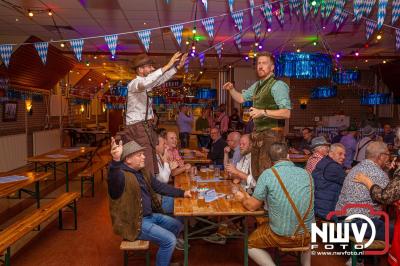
[0, 192, 80, 266]
[78, 159, 109, 197]
[275, 246, 309, 266]
[349, 236, 388, 266]
[120, 240, 150, 266]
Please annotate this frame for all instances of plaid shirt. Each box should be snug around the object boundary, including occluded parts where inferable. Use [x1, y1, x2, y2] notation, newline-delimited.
[165, 147, 184, 167]
[306, 152, 325, 174]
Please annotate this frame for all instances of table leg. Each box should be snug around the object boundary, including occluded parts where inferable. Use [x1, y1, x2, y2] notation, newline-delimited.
[184, 217, 189, 266]
[53, 162, 56, 180]
[65, 162, 69, 192]
[34, 162, 38, 172]
[244, 216, 248, 266]
[35, 181, 40, 208]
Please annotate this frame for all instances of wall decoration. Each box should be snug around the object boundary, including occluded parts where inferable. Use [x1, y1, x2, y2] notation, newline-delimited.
[3, 101, 17, 122]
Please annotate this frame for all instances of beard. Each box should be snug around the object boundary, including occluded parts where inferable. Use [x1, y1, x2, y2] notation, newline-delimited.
[240, 150, 250, 156]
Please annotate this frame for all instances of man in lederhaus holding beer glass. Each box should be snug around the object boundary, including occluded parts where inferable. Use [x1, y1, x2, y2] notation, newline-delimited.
[223, 52, 291, 179]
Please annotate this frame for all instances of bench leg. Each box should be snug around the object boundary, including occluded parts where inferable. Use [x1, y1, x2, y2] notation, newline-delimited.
[59, 209, 63, 230]
[101, 168, 104, 181]
[73, 199, 78, 230]
[91, 175, 95, 197]
[124, 251, 128, 266]
[145, 250, 150, 266]
[275, 249, 281, 266]
[4, 247, 11, 266]
[351, 242, 357, 266]
[80, 177, 84, 196]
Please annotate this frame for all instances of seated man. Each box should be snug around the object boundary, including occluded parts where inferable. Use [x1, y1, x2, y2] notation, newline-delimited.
[107, 138, 191, 266]
[165, 131, 191, 176]
[155, 133, 179, 213]
[305, 136, 330, 174]
[202, 127, 227, 166]
[382, 123, 395, 147]
[312, 143, 346, 219]
[335, 141, 393, 241]
[225, 134, 255, 193]
[236, 142, 313, 266]
[223, 131, 242, 166]
[290, 127, 313, 155]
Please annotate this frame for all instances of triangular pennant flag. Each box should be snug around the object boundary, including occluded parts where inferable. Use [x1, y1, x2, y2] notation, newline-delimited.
[364, 0, 376, 17]
[396, 29, 400, 50]
[138, 30, 152, 52]
[365, 20, 377, 39]
[215, 43, 223, 59]
[392, 0, 400, 24]
[253, 21, 262, 39]
[202, 18, 215, 39]
[335, 10, 348, 29]
[302, 0, 310, 18]
[261, 2, 273, 24]
[201, 0, 208, 12]
[104, 34, 118, 57]
[234, 34, 242, 49]
[228, 0, 234, 12]
[231, 11, 244, 31]
[199, 53, 205, 67]
[249, 0, 255, 17]
[377, 0, 388, 30]
[312, 0, 320, 16]
[69, 39, 84, 62]
[353, 0, 363, 22]
[293, 0, 301, 15]
[170, 24, 184, 46]
[320, 0, 326, 18]
[276, 1, 285, 24]
[34, 42, 49, 65]
[184, 57, 189, 73]
[324, 0, 335, 18]
[0, 44, 13, 68]
[332, 0, 345, 22]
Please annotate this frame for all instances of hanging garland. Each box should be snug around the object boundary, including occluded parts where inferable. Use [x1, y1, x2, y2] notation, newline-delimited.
[333, 69, 360, 84]
[311, 86, 337, 99]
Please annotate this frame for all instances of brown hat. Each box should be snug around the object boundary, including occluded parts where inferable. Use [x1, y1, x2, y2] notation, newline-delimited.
[132, 54, 154, 70]
[121, 140, 146, 161]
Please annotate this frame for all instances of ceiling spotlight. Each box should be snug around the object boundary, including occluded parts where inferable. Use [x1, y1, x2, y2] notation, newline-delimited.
[258, 45, 263, 50]
[267, 28, 272, 32]
[383, 60, 387, 64]
[192, 28, 197, 34]
[28, 10, 34, 17]
[336, 53, 341, 58]
[311, 0, 317, 6]
[15, 18, 19, 22]
[199, 71, 203, 74]
[322, 26, 326, 30]
[94, 56, 98, 59]
[86, 62, 90, 67]
[355, 51, 359, 56]
[185, 41, 190, 45]
[377, 34, 382, 40]
[255, 42, 259, 47]
[244, 56, 249, 61]
[143, 22, 147, 25]
[88, 78, 92, 81]
[365, 59, 368, 63]
[228, 65, 232, 68]
[296, 48, 301, 53]
[102, 72, 106, 76]
[111, 55, 115, 59]
[48, 10, 53, 16]
[60, 42, 65, 48]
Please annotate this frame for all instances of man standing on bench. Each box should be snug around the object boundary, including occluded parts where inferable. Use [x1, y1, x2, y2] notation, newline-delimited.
[108, 137, 192, 266]
[118, 52, 188, 177]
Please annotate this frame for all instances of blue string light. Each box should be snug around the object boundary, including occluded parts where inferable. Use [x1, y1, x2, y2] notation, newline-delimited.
[333, 70, 360, 84]
[311, 86, 337, 99]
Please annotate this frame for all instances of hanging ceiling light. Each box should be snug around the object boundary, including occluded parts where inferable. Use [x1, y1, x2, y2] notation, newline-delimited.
[48, 10, 53, 16]
[28, 10, 34, 17]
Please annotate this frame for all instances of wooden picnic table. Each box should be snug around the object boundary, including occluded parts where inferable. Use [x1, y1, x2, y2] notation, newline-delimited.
[174, 172, 264, 266]
[289, 154, 309, 164]
[190, 130, 210, 136]
[182, 156, 212, 165]
[0, 172, 51, 208]
[27, 147, 96, 192]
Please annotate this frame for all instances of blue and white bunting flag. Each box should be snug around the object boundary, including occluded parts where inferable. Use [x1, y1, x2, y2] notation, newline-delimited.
[353, 0, 363, 22]
[202, 17, 215, 39]
[199, 52, 205, 67]
[104, 34, 118, 57]
[0, 44, 13, 68]
[215, 43, 223, 59]
[365, 20, 377, 40]
[69, 39, 84, 62]
[364, 0, 376, 17]
[184, 57, 189, 73]
[324, 0, 335, 19]
[201, 0, 208, 12]
[228, 0, 234, 12]
[396, 29, 400, 50]
[253, 21, 262, 39]
[249, 0, 255, 17]
[277, 1, 285, 24]
[34, 42, 49, 65]
[333, 0, 345, 23]
[302, 0, 310, 18]
[261, 2, 272, 24]
[231, 11, 244, 31]
[138, 30, 151, 52]
[335, 10, 348, 28]
[377, 0, 388, 30]
[392, 0, 400, 25]
[170, 24, 184, 46]
[234, 34, 241, 49]
[293, 0, 301, 15]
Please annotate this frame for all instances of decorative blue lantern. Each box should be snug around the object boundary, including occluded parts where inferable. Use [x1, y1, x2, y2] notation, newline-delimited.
[333, 70, 360, 84]
[242, 101, 253, 107]
[311, 86, 337, 99]
[195, 88, 216, 99]
[360, 93, 392, 105]
[275, 52, 332, 79]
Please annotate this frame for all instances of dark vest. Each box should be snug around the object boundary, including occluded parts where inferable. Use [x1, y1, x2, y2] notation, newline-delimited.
[252, 75, 279, 132]
[108, 170, 162, 241]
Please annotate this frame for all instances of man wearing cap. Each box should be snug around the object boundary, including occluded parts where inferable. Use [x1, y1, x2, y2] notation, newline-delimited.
[120, 52, 188, 177]
[353, 125, 376, 165]
[107, 137, 191, 266]
[340, 125, 358, 169]
[305, 136, 330, 174]
[312, 143, 346, 219]
[222, 52, 291, 179]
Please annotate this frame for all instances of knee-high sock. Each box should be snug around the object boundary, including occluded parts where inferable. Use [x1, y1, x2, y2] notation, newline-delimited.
[248, 248, 276, 266]
[301, 250, 311, 266]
